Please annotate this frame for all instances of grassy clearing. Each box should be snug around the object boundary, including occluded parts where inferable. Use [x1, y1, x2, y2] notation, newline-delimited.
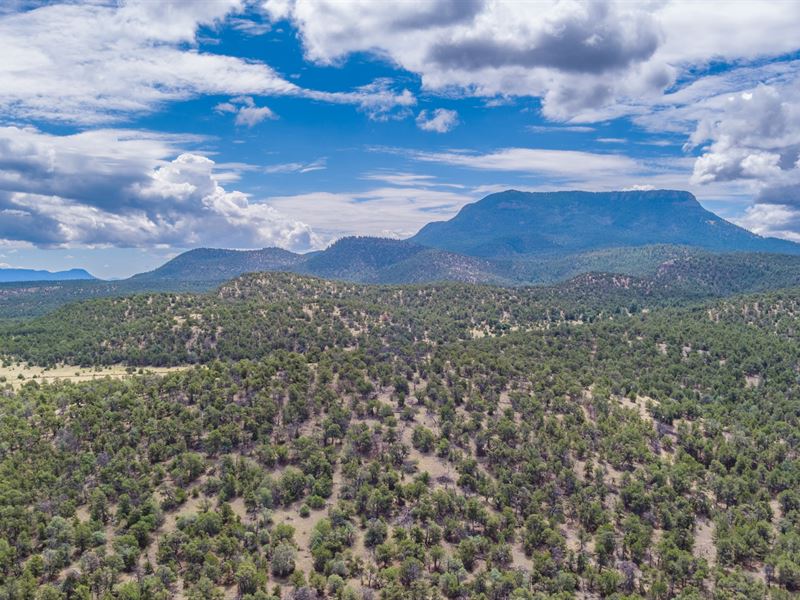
[0, 362, 186, 389]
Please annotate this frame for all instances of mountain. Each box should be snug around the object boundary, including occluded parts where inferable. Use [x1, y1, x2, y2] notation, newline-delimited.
[297, 237, 426, 280]
[0, 267, 95, 283]
[132, 238, 504, 287]
[296, 236, 504, 284]
[129, 247, 303, 282]
[8, 188, 800, 322]
[411, 189, 800, 257]
[107, 190, 800, 286]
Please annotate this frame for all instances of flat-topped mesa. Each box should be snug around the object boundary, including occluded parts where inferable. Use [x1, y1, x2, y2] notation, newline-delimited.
[0, 267, 96, 283]
[410, 189, 800, 257]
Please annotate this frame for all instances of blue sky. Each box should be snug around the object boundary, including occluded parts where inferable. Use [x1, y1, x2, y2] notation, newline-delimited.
[2, 1, 800, 278]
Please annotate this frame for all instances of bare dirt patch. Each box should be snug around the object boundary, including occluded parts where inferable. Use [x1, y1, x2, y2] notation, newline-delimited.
[270, 503, 325, 575]
[511, 543, 534, 571]
[770, 498, 783, 525]
[694, 519, 716, 567]
[400, 423, 454, 482]
[229, 497, 251, 523]
[618, 396, 653, 424]
[745, 374, 762, 388]
[270, 464, 344, 576]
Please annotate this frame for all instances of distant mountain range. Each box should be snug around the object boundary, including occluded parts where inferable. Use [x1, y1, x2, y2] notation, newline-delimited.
[134, 237, 503, 285]
[4, 189, 800, 319]
[131, 189, 800, 286]
[0, 268, 95, 283]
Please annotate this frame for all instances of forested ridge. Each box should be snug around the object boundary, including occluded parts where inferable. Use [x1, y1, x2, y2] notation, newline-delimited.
[1, 272, 799, 599]
[8, 244, 800, 324]
[0, 272, 662, 367]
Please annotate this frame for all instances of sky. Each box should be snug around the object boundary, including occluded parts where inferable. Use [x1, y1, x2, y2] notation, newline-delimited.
[2, 1, 800, 278]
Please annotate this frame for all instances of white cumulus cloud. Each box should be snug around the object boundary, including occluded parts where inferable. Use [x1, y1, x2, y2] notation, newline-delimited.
[0, 0, 414, 124]
[688, 83, 800, 240]
[265, 0, 800, 124]
[416, 108, 459, 133]
[0, 126, 318, 250]
[216, 96, 278, 126]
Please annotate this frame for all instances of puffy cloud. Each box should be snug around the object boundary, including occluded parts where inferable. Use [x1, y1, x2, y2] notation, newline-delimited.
[141, 154, 315, 248]
[267, 0, 659, 119]
[266, 0, 800, 123]
[688, 83, 800, 240]
[236, 106, 276, 127]
[0, 127, 317, 250]
[263, 0, 483, 50]
[216, 96, 277, 126]
[416, 108, 459, 133]
[689, 86, 800, 183]
[655, 2, 800, 65]
[734, 203, 800, 243]
[426, 2, 659, 74]
[0, 127, 189, 209]
[0, 1, 297, 123]
[0, 1, 414, 124]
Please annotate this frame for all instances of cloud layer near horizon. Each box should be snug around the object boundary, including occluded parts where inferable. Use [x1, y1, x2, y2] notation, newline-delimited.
[0, 127, 316, 250]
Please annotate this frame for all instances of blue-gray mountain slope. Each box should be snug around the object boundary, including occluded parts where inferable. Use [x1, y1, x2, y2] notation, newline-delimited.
[410, 189, 800, 257]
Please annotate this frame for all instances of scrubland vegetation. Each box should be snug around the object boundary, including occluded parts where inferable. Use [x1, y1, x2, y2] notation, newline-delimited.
[1, 272, 799, 599]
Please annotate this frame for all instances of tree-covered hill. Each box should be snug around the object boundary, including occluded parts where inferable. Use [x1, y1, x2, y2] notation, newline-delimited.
[2, 272, 800, 598]
[0, 279, 218, 323]
[8, 264, 800, 368]
[130, 248, 305, 283]
[9, 245, 800, 323]
[0, 272, 630, 367]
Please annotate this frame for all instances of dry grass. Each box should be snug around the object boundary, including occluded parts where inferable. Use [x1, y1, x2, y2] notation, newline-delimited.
[694, 519, 716, 567]
[270, 504, 323, 575]
[745, 374, 762, 388]
[0, 363, 186, 389]
[401, 424, 454, 482]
